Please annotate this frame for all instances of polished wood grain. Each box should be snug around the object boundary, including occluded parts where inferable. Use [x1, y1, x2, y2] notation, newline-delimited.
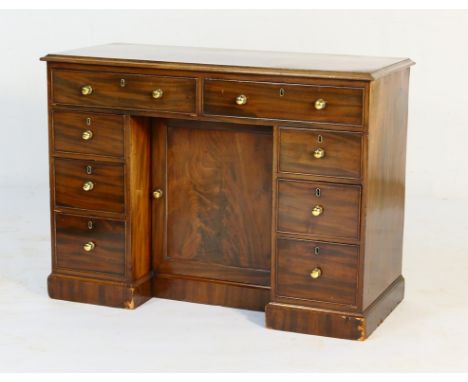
[278, 127, 362, 179]
[152, 120, 272, 288]
[55, 213, 125, 277]
[276, 238, 358, 306]
[54, 158, 125, 213]
[204, 79, 364, 126]
[362, 69, 410, 309]
[53, 110, 124, 157]
[52, 69, 196, 113]
[41, 43, 414, 80]
[277, 179, 361, 242]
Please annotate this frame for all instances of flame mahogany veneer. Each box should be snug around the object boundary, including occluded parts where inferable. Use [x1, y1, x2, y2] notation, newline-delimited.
[41, 44, 413, 340]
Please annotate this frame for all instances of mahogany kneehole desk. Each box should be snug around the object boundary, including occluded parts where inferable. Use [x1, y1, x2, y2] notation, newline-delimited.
[41, 44, 413, 340]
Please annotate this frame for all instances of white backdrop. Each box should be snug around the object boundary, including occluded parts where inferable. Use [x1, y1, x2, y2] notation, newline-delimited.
[1, 10, 468, 199]
[1, 10, 468, 372]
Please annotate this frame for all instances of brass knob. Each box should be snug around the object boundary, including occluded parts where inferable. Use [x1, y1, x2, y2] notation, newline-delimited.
[82, 181, 94, 192]
[314, 98, 327, 110]
[152, 89, 164, 99]
[153, 189, 164, 199]
[311, 205, 324, 217]
[81, 85, 93, 96]
[310, 267, 322, 279]
[236, 94, 247, 105]
[82, 130, 93, 141]
[313, 148, 325, 159]
[83, 241, 95, 252]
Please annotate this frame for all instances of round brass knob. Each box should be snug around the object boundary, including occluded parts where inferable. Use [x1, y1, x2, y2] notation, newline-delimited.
[82, 130, 93, 141]
[81, 85, 93, 96]
[236, 94, 247, 105]
[153, 189, 164, 199]
[152, 89, 164, 99]
[83, 241, 95, 252]
[314, 98, 327, 110]
[311, 205, 324, 217]
[310, 267, 322, 279]
[82, 181, 94, 192]
[313, 148, 325, 159]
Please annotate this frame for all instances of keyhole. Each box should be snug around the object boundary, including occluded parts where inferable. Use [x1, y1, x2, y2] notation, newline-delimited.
[317, 135, 323, 143]
[314, 247, 320, 255]
[315, 188, 321, 197]
[87, 221, 94, 230]
[86, 117, 91, 126]
[279, 88, 285, 97]
[86, 165, 93, 175]
[120, 79, 126, 87]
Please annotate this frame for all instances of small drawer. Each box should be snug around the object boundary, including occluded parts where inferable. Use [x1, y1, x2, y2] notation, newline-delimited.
[277, 180, 361, 242]
[204, 79, 363, 126]
[279, 128, 362, 179]
[276, 238, 358, 306]
[54, 158, 124, 213]
[53, 111, 124, 157]
[52, 69, 196, 113]
[55, 213, 125, 277]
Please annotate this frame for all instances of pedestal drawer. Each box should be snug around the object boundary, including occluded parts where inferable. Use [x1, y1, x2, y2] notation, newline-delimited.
[278, 128, 362, 179]
[54, 158, 125, 213]
[52, 69, 196, 113]
[204, 79, 363, 125]
[53, 110, 124, 157]
[276, 238, 358, 306]
[277, 180, 361, 242]
[55, 213, 125, 277]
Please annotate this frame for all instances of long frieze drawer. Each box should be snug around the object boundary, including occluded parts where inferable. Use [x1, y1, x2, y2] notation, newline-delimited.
[278, 128, 362, 179]
[53, 110, 124, 157]
[54, 158, 125, 213]
[276, 238, 358, 306]
[203, 79, 363, 126]
[55, 213, 125, 277]
[52, 69, 196, 113]
[277, 180, 361, 242]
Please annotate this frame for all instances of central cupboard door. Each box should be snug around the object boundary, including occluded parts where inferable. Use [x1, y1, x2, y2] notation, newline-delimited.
[152, 119, 273, 287]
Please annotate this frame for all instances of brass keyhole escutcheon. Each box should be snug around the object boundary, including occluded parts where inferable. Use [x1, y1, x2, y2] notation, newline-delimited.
[153, 189, 164, 199]
[310, 267, 322, 279]
[279, 88, 285, 97]
[120, 78, 126, 87]
[311, 205, 324, 217]
[86, 117, 92, 126]
[87, 221, 94, 230]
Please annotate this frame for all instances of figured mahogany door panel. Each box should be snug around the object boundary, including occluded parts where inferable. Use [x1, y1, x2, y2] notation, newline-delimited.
[55, 213, 125, 277]
[52, 69, 196, 113]
[277, 180, 361, 242]
[276, 238, 358, 306]
[203, 79, 363, 126]
[54, 158, 125, 213]
[53, 110, 124, 157]
[278, 128, 362, 179]
[153, 119, 273, 285]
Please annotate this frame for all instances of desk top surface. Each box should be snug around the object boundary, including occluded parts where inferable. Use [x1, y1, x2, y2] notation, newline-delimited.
[41, 43, 414, 81]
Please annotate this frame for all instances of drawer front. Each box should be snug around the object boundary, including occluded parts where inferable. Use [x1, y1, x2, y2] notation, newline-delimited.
[204, 79, 363, 125]
[54, 158, 125, 213]
[53, 110, 124, 157]
[55, 213, 125, 276]
[52, 69, 196, 113]
[276, 238, 358, 305]
[277, 180, 361, 241]
[279, 128, 362, 179]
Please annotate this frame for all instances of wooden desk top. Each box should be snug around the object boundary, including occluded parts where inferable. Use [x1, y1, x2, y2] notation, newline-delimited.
[41, 43, 414, 80]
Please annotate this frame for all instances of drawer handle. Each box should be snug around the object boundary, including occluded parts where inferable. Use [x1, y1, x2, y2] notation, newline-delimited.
[152, 89, 164, 99]
[83, 241, 96, 252]
[313, 148, 325, 159]
[82, 181, 94, 192]
[153, 189, 164, 199]
[81, 85, 93, 96]
[310, 267, 322, 279]
[82, 130, 93, 141]
[235, 94, 248, 105]
[314, 98, 327, 110]
[311, 205, 324, 217]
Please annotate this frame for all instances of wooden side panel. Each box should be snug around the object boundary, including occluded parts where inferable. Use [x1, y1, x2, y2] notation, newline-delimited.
[126, 116, 152, 281]
[362, 69, 410, 309]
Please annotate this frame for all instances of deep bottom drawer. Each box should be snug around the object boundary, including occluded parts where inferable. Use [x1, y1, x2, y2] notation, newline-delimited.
[276, 237, 358, 306]
[55, 213, 125, 277]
